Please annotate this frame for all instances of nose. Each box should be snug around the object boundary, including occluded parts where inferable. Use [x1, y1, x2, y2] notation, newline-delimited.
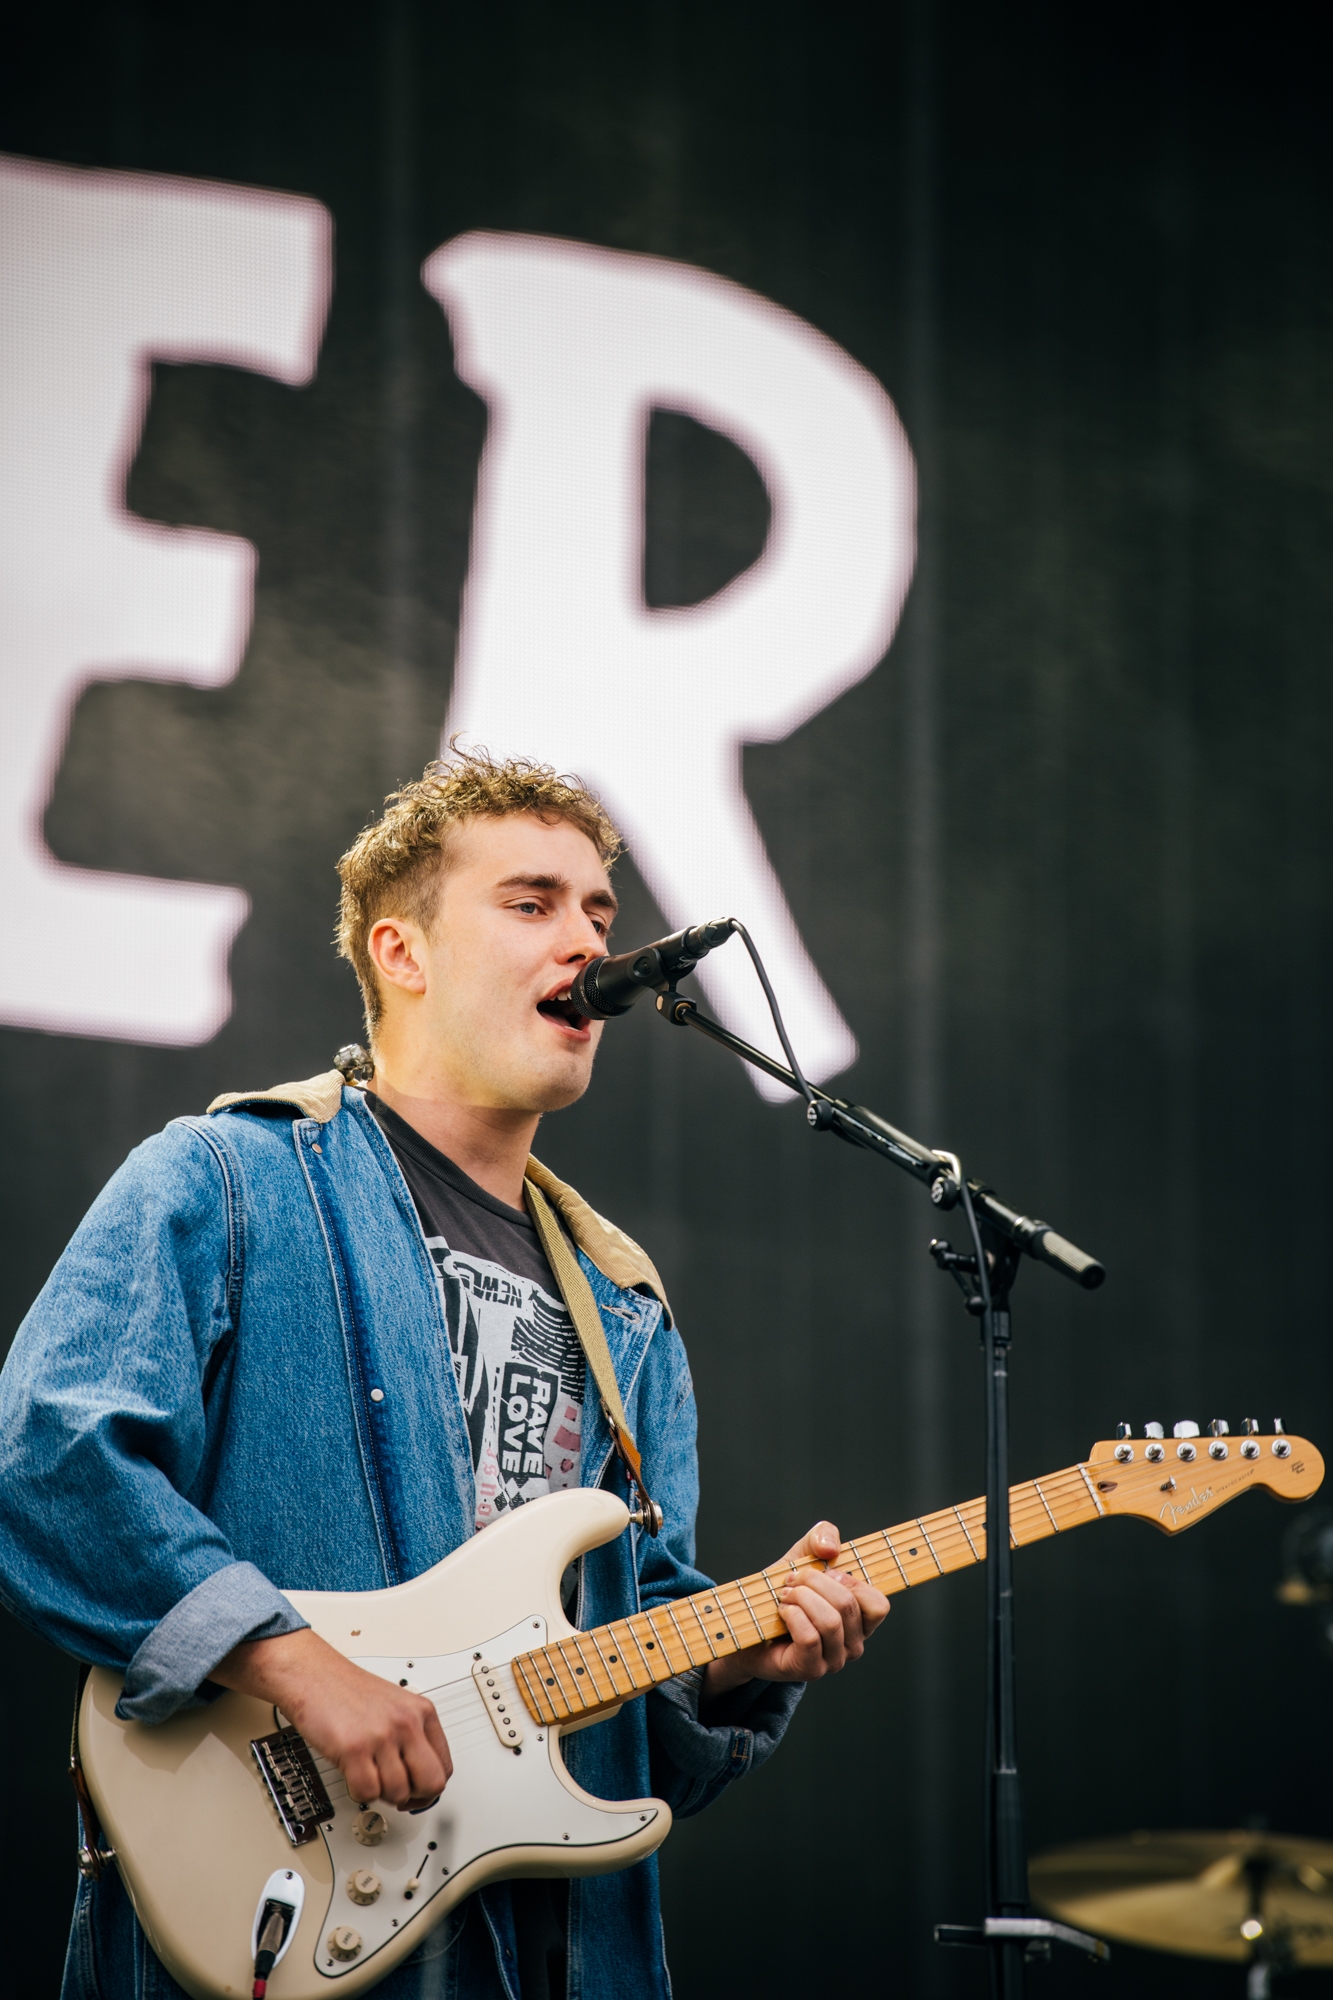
[559, 910, 608, 964]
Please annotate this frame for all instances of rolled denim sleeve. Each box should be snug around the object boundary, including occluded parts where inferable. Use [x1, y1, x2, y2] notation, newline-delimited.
[647, 1667, 803, 1817]
[117, 1561, 307, 1724]
[0, 1124, 300, 1721]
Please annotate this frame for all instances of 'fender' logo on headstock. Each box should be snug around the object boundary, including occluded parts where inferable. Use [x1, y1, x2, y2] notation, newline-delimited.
[1160, 1483, 1215, 1527]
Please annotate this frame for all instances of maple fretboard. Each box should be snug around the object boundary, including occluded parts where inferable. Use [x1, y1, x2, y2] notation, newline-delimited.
[511, 1460, 1105, 1726]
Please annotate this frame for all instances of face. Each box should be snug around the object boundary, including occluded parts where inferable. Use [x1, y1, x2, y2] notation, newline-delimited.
[367, 813, 616, 1113]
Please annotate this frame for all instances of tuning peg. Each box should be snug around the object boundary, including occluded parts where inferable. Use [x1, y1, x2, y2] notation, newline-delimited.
[1173, 1421, 1199, 1438]
[1210, 1419, 1229, 1436]
[1274, 1418, 1286, 1434]
[1243, 1418, 1259, 1435]
[1116, 1422, 1132, 1439]
[1144, 1421, 1164, 1439]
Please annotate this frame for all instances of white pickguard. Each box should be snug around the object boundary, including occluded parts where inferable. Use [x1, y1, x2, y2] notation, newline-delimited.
[311, 1617, 661, 1981]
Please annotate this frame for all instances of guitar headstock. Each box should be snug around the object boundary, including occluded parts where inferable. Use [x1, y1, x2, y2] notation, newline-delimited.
[1084, 1422, 1323, 1533]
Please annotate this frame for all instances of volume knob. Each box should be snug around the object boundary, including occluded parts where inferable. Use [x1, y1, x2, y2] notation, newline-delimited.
[328, 1926, 363, 1960]
[352, 1810, 388, 1847]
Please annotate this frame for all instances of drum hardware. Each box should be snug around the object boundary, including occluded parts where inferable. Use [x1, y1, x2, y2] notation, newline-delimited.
[1032, 1829, 1333, 1996]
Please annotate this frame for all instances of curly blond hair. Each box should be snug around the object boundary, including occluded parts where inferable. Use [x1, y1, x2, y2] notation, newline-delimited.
[336, 746, 622, 1035]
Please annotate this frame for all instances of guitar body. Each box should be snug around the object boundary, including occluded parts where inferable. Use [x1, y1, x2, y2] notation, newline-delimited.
[79, 1490, 669, 2000]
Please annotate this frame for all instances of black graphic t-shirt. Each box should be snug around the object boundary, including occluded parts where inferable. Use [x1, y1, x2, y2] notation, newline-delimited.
[367, 1094, 585, 1532]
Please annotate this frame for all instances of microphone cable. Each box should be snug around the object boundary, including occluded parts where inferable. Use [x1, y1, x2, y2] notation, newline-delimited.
[723, 920, 817, 1114]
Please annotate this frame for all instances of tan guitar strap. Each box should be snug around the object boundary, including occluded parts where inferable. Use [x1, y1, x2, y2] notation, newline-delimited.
[524, 1179, 662, 1535]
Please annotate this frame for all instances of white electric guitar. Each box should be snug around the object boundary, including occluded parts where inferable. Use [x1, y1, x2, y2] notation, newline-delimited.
[77, 1424, 1322, 2000]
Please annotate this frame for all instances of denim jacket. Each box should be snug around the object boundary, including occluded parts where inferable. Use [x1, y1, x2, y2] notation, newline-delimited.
[0, 1076, 800, 2000]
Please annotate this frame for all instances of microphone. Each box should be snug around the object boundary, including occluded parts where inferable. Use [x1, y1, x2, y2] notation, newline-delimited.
[568, 920, 736, 1019]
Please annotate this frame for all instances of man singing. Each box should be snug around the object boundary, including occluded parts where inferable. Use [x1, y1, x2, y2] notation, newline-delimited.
[0, 750, 887, 2000]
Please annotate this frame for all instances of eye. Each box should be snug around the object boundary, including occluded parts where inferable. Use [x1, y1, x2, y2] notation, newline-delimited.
[514, 899, 542, 915]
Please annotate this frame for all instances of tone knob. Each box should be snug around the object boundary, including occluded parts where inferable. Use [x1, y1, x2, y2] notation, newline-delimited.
[347, 1870, 381, 1906]
[328, 1926, 363, 1960]
[352, 1809, 388, 1847]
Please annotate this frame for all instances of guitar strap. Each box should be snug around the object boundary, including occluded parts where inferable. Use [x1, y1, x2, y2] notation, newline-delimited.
[523, 1178, 662, 1536]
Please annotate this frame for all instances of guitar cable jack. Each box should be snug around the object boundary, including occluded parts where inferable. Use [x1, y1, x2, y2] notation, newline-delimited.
[253, 1900, 293, 1998]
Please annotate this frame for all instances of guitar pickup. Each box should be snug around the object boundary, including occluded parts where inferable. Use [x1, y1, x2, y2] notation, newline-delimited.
[251, 1725, 336, 1846]
[472, 1661, 524, 1747]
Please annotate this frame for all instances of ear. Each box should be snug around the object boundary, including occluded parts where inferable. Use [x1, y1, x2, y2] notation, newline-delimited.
[367, 916, 429, 996]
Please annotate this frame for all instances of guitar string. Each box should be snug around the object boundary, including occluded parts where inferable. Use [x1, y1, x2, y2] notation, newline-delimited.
[302, 1440, 1136, 1830]
[575, 1448, 1209, 1707]
[308, 1458, 1206, 1788]
[306, 1449, 1265, 1818]
[521, 1482, 1098, 1711]
[314, 1480, 1112, 1792]
[584, 1473, 1093, 1647]
[517, 1463, 1116, 1715]
[318, 1461, 1180, 1745]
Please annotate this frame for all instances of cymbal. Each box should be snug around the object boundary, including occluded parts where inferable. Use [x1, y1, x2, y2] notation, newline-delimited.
[1030, 1830, 1333, 1965]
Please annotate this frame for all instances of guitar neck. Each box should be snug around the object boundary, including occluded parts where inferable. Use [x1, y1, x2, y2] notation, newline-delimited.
[512, 1460, 1105, 1726]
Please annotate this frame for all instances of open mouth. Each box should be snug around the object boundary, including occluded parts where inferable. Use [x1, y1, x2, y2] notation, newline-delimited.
[536, 990, 590, 1035]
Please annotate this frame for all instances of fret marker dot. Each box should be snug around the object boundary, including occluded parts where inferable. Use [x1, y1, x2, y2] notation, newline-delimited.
[545, 1678, 555, 1685]
[646, 1642, 655, 1650]
[609, 1655, 618, 1663]
[575, 1667, 584, 1676]
[908, 1548, 918, 1556]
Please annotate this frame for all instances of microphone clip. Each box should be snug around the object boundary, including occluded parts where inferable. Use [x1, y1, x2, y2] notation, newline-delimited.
[571, 919, 736, 1020]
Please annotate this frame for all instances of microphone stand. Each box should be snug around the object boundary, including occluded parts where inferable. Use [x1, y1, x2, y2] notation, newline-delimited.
[655, 987, 1107, 1996]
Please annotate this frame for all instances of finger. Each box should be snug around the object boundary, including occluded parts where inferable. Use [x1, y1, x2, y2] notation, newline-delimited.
[801, 1566, 860, 1613]
[774, 1595, 822, 1653]
[805, 1568, 891, 1652]
[403, 1718, 451, 1801]
[424, 1709, 454, 1786]
[781, 1584, 847, 1668]
[851, 1582, 891, 1637]
[782, 1520, 841, 1566]
[342, 1749, 383, 1809]
[372, 1741, 414, 1808]
[788, 1566, 860, 1653]
[790, 1571, 857, 1628]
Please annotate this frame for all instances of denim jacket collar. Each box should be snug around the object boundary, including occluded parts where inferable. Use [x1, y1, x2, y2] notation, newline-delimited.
[208, 1070, 673, 1322]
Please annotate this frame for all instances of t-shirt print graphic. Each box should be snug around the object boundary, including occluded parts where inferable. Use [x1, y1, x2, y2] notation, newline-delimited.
[424, 1238, 585, 1531]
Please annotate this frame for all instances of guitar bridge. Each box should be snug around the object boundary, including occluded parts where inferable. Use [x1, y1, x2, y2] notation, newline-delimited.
[251, 1725, 336, 1847]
